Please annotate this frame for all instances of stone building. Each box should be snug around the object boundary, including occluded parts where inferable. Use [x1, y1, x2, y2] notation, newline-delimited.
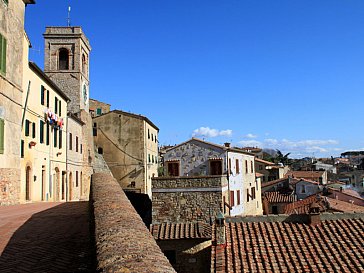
[152, 138, 262, 224]
[89, 98, 110, 117]
[93, 110, 159, 198]
[43, 26, 94, 198]
[0, 0, 35, 205]
[150, 222, 211, 273]
[21, 61, 69, 202]
[255, 158, 289, 183]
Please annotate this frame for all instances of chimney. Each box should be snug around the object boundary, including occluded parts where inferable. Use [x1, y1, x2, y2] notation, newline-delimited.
[308, 202, 321, 226]
[215, 211, 226, 245]
[224, 142, 230, 148]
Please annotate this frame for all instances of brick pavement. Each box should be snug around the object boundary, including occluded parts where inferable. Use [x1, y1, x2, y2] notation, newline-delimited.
[0, 202, 95, 273]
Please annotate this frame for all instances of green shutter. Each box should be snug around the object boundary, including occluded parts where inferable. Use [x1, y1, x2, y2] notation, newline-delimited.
[0, 119, 4, 154]
[41, 86, 45, 105]
[40, 121, 44, 144]
[54, 128, 57, 148]
[32, 122, 36, 138]
[46, 123, 50, 145]
[46, 90, 49, 107]
[59, 129, 62, 149]
[0, 34, 6, 75]
[25, 120, 30, 136]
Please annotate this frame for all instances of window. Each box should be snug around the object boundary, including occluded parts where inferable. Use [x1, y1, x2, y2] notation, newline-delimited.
[82, 54, 87, 74]
[40, 121, 44, 144]
[301, 185, 306, 193]
[246, 189, 250, 202]
[80, 144, 82, 154]
[25, 120, 30, 137]
[46, 123, 50, 145]
[251, 187, 256, 200]
[237, 190, 241, 205]
[96, 108, 102, 115]
[59, 129, 62, 149]
[55, 97, 58, 114]
[230, 191, 235, 206]
[0, 118, 4, 154]
[69, 133, 72, 150]
[152, 155, 154, 163]
[76, 171, 79, 187]
[59, 48, 69, 70]
[245, 160, 248, 173]
[251, 161, 254, 173]
[148, 154, 151, 163]
[167, 162, 179, 176]
[53, 128, 57, 147]
[0, 33, 7, 75]
[236, 159, 240, 174]
[228, 158, 231, 174]
[32, 122, 36, 138]
[97, 147, 103, 154]
[20, 140, 24, 158]
[46, 90, 50, 107]
[148, 129, 150, 139]
[210, 159, 223, 175]
[76, 136, 79, 152]
[41, 86, 45, 105]
[152, 134, 154, 141]
[272, 205, 278, 215]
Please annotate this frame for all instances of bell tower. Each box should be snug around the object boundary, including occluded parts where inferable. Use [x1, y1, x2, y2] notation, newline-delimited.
[43, 26, 91, 114]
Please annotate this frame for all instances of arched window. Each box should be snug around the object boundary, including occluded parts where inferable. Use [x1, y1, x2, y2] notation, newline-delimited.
[82, 54, 87, 74]
[59, 48, 69, 70]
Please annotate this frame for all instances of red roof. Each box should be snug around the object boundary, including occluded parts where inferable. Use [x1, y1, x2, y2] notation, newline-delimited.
[327, 197, 364, 213]
[264, 192, 296, 203]
[150, 222, 211, 240]
[211, 217, 364, 272]
[286, 170, 325, 179]
[284, 194, 326, 214]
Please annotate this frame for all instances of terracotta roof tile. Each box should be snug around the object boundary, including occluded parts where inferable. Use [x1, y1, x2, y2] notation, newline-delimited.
[150, 222, 212, 240]
[211, 217, 364, 272]
[286, 170, 325, 179]
[326, 197, 364, 213]
[284, 194, 326, 215]
[264, 192, 296, 203]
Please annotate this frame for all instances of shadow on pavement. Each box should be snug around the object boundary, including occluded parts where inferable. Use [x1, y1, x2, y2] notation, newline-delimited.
[0, 202, 95, 273]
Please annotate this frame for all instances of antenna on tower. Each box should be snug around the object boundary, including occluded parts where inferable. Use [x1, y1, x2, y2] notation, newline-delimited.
[67, 2, 71, 27]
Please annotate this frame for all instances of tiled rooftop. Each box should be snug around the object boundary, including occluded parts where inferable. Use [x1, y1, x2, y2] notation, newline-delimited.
[284, 194, 326, 215]
[264, 192, 296, 203]
[286, 170, 325, 179]
[327, 197, 364, 213]
[150, 222, 212, 240]
[211, 217, 364, 272]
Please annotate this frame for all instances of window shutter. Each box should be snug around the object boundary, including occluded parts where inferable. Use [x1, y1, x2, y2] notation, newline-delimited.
[32, 122, 36, 138]
[46, 90, 49, 107]
[46, 123, 50, 145]
[55, 97, 58, 114]
[54, 128, 57, 147]
[0, 35, 3, 73]
[25, 120, 30, 136]
[0, 119, 4, 154]
[40, 121, 44, 144]
[59, 129, 62, 149]
[41, 86, 45, 105]
[59, 100, 61, 116]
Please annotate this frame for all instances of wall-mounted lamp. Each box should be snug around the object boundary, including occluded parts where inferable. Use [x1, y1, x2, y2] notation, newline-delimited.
[29, 141, 37, 148]
[56, 152, 62, 156]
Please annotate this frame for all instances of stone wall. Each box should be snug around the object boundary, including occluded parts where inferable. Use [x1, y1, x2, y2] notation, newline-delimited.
[0, 168, 20, 205]
[152, 176, 227, 224]
[91, 172, 175, 273]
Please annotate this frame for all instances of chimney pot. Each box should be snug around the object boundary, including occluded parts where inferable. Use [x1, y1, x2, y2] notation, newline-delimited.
[224, 142, 230, 148]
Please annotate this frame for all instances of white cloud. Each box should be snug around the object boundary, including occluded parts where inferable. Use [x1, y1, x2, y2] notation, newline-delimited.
[192, 127, 232, 138]
[244, 133, 257, 139]
[238, 140, 262, 147]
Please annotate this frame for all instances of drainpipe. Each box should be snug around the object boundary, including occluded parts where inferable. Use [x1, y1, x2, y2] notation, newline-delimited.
[65, 113, 69, 201]
[21, 81, 31, 129]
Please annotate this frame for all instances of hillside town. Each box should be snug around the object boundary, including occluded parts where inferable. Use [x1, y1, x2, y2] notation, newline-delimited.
[0, 1, 363, 273]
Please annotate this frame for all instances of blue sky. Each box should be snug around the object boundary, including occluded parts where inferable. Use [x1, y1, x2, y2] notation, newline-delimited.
[25, 1, 364, 158]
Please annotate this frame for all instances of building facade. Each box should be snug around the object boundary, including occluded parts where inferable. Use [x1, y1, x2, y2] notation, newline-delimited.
[89, 98, 110, 117]
[0, 0, 35, 205]
[20, 60, 69, 202]
[93, 110, 159, 198]
[159, 138, 263, 218]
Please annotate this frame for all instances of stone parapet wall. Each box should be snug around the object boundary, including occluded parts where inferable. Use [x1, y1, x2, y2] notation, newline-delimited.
[152, 175, 227, 189]
[91, 172, 175, 273]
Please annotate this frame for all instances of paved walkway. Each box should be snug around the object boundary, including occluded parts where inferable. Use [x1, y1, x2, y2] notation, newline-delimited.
[0, 202, 94, 272]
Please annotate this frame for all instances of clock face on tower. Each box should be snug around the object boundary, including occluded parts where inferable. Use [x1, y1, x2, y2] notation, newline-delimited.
[83, 84, 88, 105]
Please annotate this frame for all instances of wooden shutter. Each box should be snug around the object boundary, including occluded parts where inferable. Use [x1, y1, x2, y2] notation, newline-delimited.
[32, 122, 36, 138]
[25, 120, 30, 136]
[40, 121, 44, 143]
[59, 129, 62, 149]
[41, 86, 45, 105]
[0, 119, 4, 154]
[0, 35, 6, 74]
[230, 191, 235, 206]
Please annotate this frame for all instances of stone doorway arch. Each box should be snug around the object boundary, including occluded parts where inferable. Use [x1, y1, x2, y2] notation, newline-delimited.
[25, 166, 32, 201]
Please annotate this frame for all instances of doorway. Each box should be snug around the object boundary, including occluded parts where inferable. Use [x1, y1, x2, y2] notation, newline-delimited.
[25, 166, 31, 201]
